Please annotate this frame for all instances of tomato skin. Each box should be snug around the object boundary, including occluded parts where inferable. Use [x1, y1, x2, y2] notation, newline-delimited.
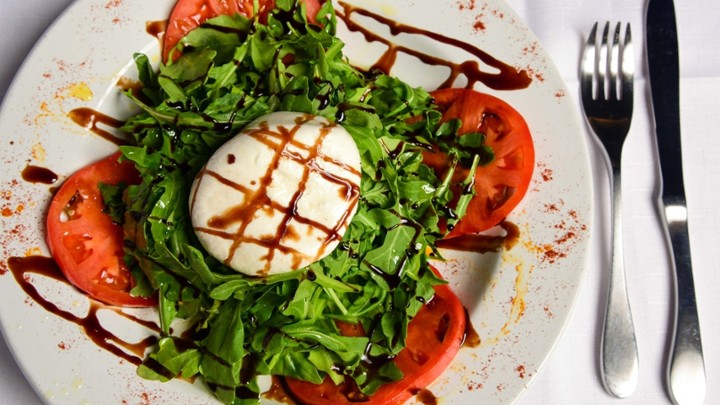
[426, 88, 535, 236]
[46, 152, 156, 307]
[163, 0, 322, 62]
[284, 280, 466, 405]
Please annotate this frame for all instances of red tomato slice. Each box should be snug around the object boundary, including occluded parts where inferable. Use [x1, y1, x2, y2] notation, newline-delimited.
[425, 88, 535, 236]
[284, 281, 466, 404]
[162, 0, 322, 62]
[46, 152, 156, 307]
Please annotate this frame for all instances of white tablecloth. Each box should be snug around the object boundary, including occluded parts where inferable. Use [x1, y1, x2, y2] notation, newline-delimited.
[1, 1, 718, 404]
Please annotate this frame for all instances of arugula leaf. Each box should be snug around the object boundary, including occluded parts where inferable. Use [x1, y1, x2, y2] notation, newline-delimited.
[98, 182, 127, 224]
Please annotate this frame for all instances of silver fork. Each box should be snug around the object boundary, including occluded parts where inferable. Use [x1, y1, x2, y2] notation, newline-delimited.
[580, 22, 639, 398]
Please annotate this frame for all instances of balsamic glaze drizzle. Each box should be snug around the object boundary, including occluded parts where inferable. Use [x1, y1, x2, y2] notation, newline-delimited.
[335, 1, 532, 90]
[6, 256, 159, 366]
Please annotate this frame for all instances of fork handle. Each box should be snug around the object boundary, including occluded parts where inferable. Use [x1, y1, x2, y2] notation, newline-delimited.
[600, 167, 639, 398]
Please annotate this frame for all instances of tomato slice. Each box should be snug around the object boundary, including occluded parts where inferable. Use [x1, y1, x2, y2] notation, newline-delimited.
[163, 0, 322, 62]
[284, 281, 466, 404]
[46, 152, 156, 307]
[424, 88, 535, 236]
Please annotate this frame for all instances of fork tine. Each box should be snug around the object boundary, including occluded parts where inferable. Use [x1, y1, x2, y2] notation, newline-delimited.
[609, 22, 622, 100]
[621, 23, 634, 102]
[597, 22, 610, 101]
[580, 22, 598, 100]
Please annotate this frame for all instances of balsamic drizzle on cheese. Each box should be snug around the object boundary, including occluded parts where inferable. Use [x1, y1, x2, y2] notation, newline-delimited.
[190, 113, 361, 276]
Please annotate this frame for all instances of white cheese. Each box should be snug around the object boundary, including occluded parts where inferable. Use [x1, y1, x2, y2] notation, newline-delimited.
[189, 111, 362, 276]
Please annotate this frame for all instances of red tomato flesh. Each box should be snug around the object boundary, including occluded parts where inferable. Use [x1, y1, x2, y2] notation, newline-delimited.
[46, 152, 156, 307]
[163, 0, 322, 62]
[284, 281, 466, 404]
[424, 88, 535, 236]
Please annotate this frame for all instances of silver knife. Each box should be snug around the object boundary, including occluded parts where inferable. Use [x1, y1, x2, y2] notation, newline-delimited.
[646, 1, 707, 404]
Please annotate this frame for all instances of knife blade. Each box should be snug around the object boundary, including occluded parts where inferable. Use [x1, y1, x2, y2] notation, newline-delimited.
[646, 1, 706, 404]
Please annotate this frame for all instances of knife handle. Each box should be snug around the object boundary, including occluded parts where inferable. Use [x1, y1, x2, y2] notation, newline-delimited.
[662, 202, 706, 405]
[600, 167, 639, 398]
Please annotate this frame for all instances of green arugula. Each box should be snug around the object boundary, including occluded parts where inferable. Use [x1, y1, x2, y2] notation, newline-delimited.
[110, 1, 489, 403]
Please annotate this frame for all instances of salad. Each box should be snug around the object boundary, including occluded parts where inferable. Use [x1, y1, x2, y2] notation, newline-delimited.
[44, 0, 535, 403]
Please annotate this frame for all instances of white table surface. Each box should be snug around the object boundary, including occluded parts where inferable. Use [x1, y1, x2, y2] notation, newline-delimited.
[1, 0, 718, 404]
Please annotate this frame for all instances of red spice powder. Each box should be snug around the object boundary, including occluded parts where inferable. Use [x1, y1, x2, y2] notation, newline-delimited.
[457, 0, 477, 11]
[541, 168, 554, 182]
[543, 305, 555, 318]
[105, 0, 123, 9]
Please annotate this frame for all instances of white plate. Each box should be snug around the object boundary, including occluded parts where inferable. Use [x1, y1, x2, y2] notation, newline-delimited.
[0, 0, 593, 404]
